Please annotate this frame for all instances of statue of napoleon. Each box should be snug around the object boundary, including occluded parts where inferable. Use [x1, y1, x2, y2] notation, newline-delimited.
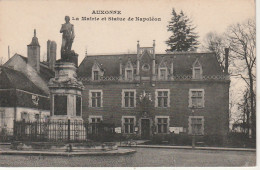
[59, 16, 78, 66]
[60, 16, 75, 56]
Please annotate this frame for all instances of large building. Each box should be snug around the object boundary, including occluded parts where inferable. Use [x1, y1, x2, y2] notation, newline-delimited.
[1, 30, 230, 143]
[78, 41, 230, 141]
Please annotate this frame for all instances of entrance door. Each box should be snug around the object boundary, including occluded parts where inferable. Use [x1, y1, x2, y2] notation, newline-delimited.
[141, 119, 150, 139]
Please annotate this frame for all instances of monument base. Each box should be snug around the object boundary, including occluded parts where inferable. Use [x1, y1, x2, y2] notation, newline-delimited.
[59, 50, 78, 66]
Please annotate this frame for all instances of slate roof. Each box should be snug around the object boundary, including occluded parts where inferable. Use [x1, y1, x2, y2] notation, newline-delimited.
[18, 54, 54, 82]
[78, 52, 225, 77]
[0, 66, 48, 96]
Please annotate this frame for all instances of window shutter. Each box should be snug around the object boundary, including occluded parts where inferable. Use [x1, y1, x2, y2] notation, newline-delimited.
[168, 90, 170, 107]
[100, 91, 103, 107]
[202, 90, 205, 107]
[155, 91, 158, 107]
[122, 91, 124, 107]
[89, 91, 92, 107]
[134, 91, 136, 107]
[188, 90, 192, 107]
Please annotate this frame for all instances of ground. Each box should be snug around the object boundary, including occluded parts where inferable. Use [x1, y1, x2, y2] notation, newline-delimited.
[0, 147, 255, 167]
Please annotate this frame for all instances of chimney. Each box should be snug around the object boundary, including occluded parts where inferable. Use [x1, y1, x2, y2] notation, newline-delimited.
[119, 57, 122, 76]
[85, 48, 88, 57]
[153, 40, 155, 59]
[137, 40, 140, 58]
[47, 40, 57, 71]
[8, 46, 10, 60]
[50, 41, 57, 71]
[27, 29, 40, 72]
[47, 40, 51, 62]
[224, 48, 229, 74]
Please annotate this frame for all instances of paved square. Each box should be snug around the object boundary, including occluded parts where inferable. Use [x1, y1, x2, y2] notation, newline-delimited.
[0, 147, 255, 167]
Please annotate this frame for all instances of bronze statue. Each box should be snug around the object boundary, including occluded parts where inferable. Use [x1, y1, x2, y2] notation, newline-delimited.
[60, 16, 75, 53]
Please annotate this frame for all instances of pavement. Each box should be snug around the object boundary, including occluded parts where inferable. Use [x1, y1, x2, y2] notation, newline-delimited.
[120, 144, 256, 152]
[117, 140, 256, 152]
[1, 140, 256, 154]
[0, 147, 255, 166]
[0, 148, 136, 156]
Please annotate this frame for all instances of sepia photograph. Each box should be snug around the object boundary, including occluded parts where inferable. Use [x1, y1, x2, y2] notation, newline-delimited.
[0, 0, 257, 168]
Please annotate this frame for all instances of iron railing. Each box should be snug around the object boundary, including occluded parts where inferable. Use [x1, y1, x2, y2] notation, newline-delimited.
[13, 120, 116, 143]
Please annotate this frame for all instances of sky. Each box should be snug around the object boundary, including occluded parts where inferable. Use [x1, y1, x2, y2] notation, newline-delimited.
[0, 0, 255, 64]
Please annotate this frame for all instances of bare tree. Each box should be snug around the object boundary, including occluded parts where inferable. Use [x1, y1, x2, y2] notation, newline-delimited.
[202, 32, 228, 70]
[236, 89, 250, 135]
[203, 18, 256, 139]
[226, 19, 256, 139]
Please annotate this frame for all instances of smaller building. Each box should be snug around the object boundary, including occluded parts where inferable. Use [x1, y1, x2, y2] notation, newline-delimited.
[0, 66, 50, 135]
[0, 30, 56, 135]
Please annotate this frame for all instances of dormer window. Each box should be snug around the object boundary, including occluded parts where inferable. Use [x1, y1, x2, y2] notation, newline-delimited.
[124, 58, 134, 81]
[194, 68, 201, 79]
[192, 59, 202, 79]
[159, 68, 167, 80]
[92, 60, 103, 81]
[93, 71, 99, 80]
[158, 60, 168, 80]
[126, 70, 133, 80]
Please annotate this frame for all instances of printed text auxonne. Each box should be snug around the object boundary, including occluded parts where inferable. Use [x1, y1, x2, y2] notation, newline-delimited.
[92, 10, 122, 14]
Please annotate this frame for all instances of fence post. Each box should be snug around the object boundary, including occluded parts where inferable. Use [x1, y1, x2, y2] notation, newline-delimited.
[85, 122, 88, 140]
[22, 119, 25, 141]
[13, 119, 16, 140]
[68, 119, 70, 142]
[35, 121, 38, 141]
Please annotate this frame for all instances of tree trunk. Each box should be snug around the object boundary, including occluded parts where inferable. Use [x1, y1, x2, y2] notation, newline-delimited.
[248, 68, 255, 139]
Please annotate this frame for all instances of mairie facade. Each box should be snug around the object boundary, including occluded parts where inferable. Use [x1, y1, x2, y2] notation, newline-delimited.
[78, 41, 230, 141]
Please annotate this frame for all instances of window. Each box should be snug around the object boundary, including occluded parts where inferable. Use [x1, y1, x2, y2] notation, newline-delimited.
[93, 71, 99, 80]
[142, 64, 150, 71]
[192, 59, 202, 79]
[194, 68, 201, 79]
[122, 90, 136, 108]
[21, 112, 29, 121]
[76, 96, 81, 116]
[35, 114, 40, 121]
[92, 61, 103, 81]
[54, 95, 67, 115]
[89, 90, 103, 108]
[91, 92, 101, 107]
[155, 116, 169, 133]
[126, 70, 133, 80]
[122, 116, 135, 134]
[155, 89, 170, 108]
[124, 60, 133, 81]
[159, 68, 167, 80]
[188, 116, 204, 135]
[189, 89, 205, 108]
[0, 111, 5, 128]
[89, 116, 102, 134]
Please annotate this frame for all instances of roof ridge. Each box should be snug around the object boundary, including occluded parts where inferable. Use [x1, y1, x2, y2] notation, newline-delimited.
[86, 54, 136, 56]
[1, 66, 47, 96]
[15, 53, 54, 65]
[86, 52, 215, 56]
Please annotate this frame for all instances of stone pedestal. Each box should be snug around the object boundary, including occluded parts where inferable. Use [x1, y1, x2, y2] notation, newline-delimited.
[48, 60, 85, 141]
